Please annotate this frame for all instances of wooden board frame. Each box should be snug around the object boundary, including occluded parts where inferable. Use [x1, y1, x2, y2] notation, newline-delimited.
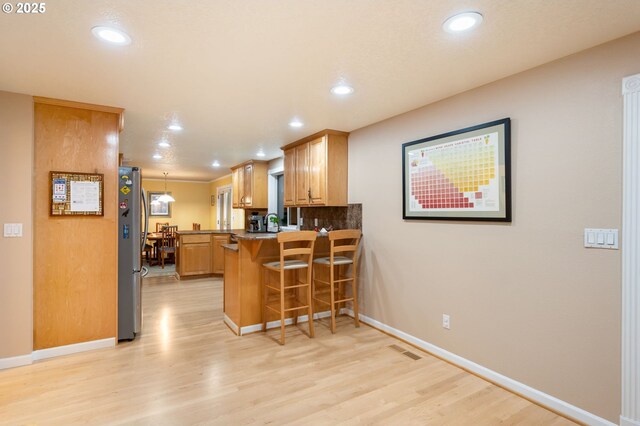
[50, 171, 104, 216]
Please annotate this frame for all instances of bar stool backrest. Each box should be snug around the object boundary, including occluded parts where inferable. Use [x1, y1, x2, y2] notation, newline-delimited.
[277, 230, 317, 266]
[328, 229, 362, 264]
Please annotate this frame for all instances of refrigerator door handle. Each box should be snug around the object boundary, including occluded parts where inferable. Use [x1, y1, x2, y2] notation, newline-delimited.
[141, 188, 149, 252]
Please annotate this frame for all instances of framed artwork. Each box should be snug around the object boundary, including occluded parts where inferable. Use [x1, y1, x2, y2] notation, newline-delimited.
[402, 118, 511, 222]
[149, 192, 172, 217]
[50, 171, 104, 216]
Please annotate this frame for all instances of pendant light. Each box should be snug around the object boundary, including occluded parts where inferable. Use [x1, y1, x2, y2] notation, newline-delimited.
[157, 172, 175, 203]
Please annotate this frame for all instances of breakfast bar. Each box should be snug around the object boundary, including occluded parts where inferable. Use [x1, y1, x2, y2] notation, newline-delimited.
[223, 231, 331, 335]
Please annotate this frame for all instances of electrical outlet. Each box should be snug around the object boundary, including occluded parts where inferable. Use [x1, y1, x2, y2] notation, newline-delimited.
[442, 314, 450, 330]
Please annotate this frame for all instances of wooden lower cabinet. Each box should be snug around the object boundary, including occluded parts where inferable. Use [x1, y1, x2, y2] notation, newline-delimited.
[176, 232, 231, 278]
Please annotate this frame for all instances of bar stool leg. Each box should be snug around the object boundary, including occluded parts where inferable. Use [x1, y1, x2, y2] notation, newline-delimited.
[262, 270, 268, 332]
[292, 270, 299, 326]
[352, 267, 360, 328]
[279, 269, 286, 345]
[329, 262, 337, 334]
[306, 265, 315, 338]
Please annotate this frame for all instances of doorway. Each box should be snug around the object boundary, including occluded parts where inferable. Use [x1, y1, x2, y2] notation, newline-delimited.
[217, 185, 232, 230]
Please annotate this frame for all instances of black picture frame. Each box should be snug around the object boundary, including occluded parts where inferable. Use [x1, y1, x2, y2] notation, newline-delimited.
[149, 192, 172, 217]
[402, 118, 511, 222]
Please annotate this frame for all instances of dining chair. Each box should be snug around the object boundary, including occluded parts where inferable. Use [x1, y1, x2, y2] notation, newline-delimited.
[312, 229, 362, 333]
[158, 225, 178, 268]
[262, 231, 317, 345]
[156, 222, 169, 232]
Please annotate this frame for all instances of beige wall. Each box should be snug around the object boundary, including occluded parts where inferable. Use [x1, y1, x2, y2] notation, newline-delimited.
[349, 32, 640, 422]
[142, 179, 211, 231]
[0, 91, 33, 358]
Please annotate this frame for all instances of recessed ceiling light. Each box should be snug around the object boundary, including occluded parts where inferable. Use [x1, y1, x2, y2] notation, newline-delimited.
[91, 26, 131, 45]
[256, 150, 266, 157]
[443, 12, 483, 33]
[158, 141, 170, 148]
[212, 161, 220, 167]
[331, 84, 354, 95]
[168, 123, 183, 131]
[289, 119, 303, 128]
[152, 153, 162, 160]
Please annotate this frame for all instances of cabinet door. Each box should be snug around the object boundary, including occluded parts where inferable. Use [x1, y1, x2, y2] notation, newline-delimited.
[283, 148, 296, 207]
[295, 143, 310, 205]
[212, 235, 230, 274]
[308, 136, 327, 205]
[243, 163, 253, 207]
[181, 243, 212, 276]
[232, 168, 241, 208]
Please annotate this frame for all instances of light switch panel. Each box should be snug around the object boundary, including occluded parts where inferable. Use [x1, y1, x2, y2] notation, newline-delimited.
[584, 228, 618, 249]
[3, 223, 23, 238]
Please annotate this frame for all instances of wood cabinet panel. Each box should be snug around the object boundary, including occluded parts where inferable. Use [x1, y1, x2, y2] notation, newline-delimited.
[212, 235, 230, 274]
[232, 168, 241, 208]
[295, 143, 310, 205]
[180, 243, 212, 276]
[242, 163, 253, 207]
[309, 136, 327, 205]
[283, 148, 296, 207]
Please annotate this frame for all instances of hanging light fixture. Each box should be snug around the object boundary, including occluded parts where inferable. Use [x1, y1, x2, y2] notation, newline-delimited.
[157, 172, 175, 203]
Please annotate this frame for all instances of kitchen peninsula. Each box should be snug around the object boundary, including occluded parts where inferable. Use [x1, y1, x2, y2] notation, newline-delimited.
[223, 231, 332, 335]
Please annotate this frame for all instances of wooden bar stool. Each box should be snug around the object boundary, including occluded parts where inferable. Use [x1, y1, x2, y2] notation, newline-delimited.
[312, 229, 362, 334]
[262, 231, 317, 345]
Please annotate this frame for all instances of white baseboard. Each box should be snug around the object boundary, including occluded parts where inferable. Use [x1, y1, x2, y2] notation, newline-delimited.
[224, 314, 240, 335]
[32, 338, 115, 361]
[1, 338, 116, 370]
[239, 310, 332, 335]
[621, 416, 640, 426]
[345, 309, 617, 426]
[0, 354, 33, 370]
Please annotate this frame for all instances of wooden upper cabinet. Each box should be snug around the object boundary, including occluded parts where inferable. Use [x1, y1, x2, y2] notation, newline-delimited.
[295, 143, 310, 205]
[308, 136, 327, 205]
[281, 129, 349, 207]
[283, 148, 296, 207]
[230, 160, 268, 209]
[232, 167, 241, 208]
[243, 163, 253, 207]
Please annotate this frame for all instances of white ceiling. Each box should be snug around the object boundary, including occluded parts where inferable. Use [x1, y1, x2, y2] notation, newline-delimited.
[2, 1, 640, 181]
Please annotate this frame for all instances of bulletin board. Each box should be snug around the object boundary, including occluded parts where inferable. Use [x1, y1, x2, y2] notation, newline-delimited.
[50, 171, 104, 216]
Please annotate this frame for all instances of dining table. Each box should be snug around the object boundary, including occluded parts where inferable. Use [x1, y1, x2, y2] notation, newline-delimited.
[146, 232, 164, 266]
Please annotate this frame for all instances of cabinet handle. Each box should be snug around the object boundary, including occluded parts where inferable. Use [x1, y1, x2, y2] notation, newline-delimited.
[308, 189, 311, 201]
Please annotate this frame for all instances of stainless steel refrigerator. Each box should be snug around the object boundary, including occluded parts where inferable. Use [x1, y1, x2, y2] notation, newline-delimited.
[118, 167, 149, 340]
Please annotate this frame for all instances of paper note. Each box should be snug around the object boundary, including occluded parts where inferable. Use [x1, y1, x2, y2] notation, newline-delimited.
[70, 181, 100, 212]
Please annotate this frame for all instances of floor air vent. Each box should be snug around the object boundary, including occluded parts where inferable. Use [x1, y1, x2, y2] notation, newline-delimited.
[402, 351, 421, 360]
[388, 344, 422, 360]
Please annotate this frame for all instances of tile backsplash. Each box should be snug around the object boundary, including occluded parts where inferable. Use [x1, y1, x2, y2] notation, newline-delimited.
[299, 203, 362, 231]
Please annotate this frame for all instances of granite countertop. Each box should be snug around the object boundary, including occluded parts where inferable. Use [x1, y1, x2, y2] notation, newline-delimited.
[176, 229, 244, 235]
[232, 229, 331, 240]
[231, 230, 279, 240]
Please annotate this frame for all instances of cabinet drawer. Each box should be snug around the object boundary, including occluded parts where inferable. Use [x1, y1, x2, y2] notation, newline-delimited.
[182, 234, 211, 244]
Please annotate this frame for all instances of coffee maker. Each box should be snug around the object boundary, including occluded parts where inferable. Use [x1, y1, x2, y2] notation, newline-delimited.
[247, 212, 264, 233]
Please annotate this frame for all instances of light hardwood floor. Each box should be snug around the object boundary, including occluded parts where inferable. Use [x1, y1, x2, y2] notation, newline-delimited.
[0, 276, 577, 425]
